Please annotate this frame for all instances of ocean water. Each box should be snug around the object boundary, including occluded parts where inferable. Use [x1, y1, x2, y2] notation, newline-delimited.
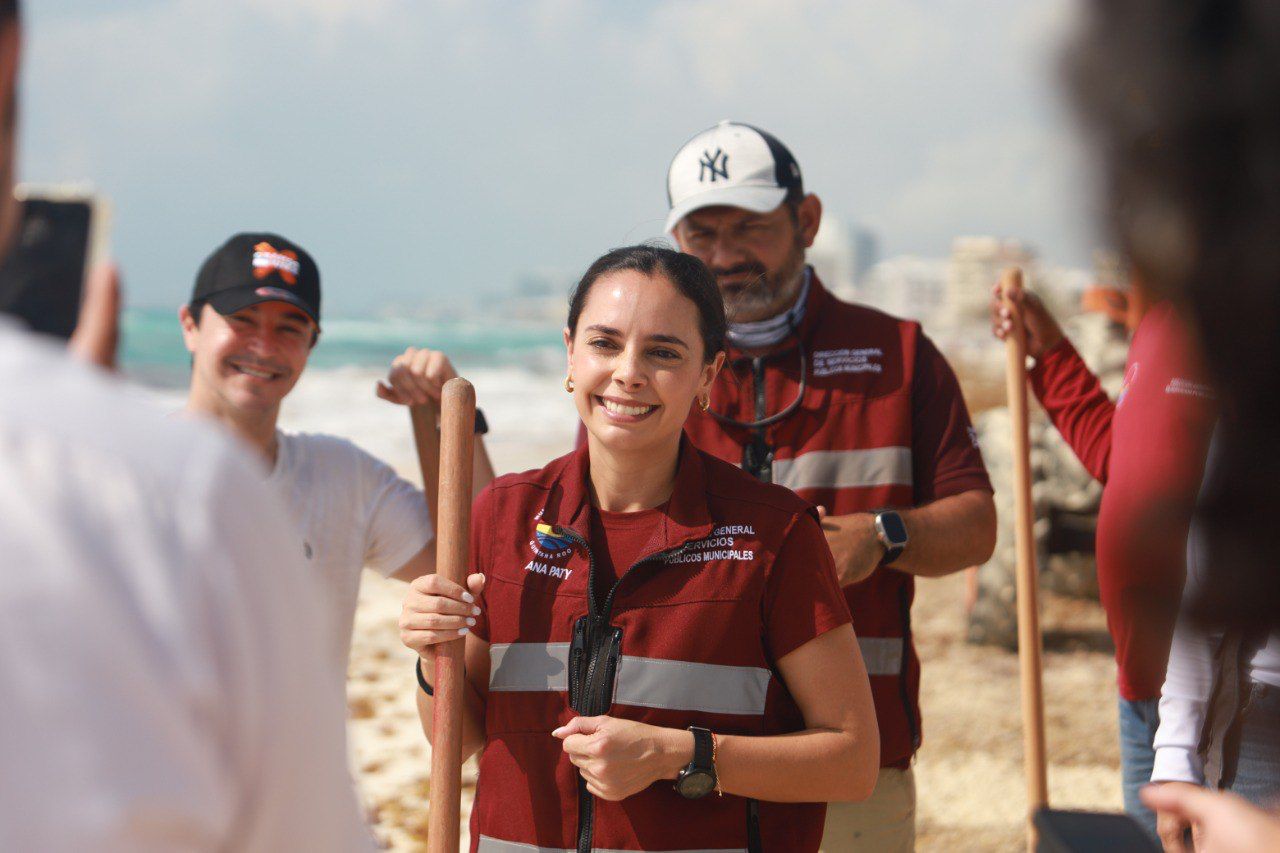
[121, 308, 580, 476]
[121, 308, 567, 388]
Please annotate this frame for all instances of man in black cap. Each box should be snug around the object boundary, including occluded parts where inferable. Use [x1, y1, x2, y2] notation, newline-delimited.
[179, 231, 495, 681]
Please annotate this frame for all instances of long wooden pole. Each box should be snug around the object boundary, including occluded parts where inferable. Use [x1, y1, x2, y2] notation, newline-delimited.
[1001, 267, 1049, 850]
[426, 379, 475, 853]
[410, 400, 441, 531]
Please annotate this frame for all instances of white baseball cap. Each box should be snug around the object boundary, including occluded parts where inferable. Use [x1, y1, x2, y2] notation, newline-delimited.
[664, 120, 804, 233]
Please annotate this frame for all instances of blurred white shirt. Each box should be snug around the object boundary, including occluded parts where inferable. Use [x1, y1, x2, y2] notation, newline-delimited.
[0, 320, 373, 852]
[268, 429, 432, 678]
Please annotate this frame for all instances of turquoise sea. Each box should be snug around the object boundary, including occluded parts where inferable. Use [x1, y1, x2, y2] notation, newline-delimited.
[120, 308, 565, 388]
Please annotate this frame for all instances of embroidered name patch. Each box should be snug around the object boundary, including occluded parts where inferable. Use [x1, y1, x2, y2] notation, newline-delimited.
[524, 561, 573, 580]
[665, 524, 757, 565]
[813, 347, 883, 377]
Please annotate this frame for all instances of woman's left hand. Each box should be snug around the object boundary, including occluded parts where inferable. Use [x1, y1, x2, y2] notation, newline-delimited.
[553, 715, 690, 802]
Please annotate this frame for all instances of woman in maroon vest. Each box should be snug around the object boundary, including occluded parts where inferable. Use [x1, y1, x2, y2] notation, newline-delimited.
[400, 245, 878, 853]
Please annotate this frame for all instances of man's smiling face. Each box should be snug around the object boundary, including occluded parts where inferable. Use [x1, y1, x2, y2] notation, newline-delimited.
[180, 300, 315, 417]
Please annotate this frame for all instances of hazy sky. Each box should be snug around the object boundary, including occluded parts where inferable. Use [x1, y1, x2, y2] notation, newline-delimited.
[18, 0, 1096, 314]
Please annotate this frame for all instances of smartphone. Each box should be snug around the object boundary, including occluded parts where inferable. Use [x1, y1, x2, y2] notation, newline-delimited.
[0, 184, 110, 339]
[1033, 808, 1160, 852]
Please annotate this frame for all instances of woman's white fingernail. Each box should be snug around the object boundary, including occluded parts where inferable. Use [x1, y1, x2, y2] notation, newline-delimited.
[466, 617, 477, 627]
[472, 606, 481, 616]
[458, 627, 470, 636]
[462, 592, 475, 604]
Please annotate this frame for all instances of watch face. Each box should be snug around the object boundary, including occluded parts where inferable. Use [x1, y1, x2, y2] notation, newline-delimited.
[675, 770, 716, 799]
[877, 511, 908, 547]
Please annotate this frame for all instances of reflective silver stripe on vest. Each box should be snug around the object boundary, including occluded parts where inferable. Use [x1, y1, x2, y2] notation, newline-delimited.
[489, 642, 571, 692]
[491, 639, 902, 690]
[488, 644, 770, 715]
[477, 836, 748, 853]
[859, 636, 904, 677]
[772, 447, 913, 491]
[615, 655, 771, 716]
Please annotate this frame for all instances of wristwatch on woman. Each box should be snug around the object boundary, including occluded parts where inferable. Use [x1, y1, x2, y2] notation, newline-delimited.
[873, 509, 908, 566]
[673, 726, 718, 799]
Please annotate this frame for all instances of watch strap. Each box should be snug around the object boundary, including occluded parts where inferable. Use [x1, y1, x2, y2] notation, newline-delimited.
[879, 542, 905, 567]
[689, 726, 713, 770]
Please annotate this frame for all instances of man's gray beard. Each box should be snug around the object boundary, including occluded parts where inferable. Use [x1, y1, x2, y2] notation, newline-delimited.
[723, 250, 807, 324]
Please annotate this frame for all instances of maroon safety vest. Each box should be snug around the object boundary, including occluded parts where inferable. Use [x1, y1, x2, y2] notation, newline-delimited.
[684, 273, 939, 768]
[469, 438, 844, 852]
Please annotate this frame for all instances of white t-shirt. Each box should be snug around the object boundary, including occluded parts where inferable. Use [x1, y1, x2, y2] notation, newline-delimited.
[0, 321, 373, 852]
[267, 429, 433, 677]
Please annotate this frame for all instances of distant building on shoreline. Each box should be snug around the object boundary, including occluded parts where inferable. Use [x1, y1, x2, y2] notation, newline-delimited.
[809, 213, 879, 301]
[858, 256, 949, 323]
[494, 269, 574, 323]
[946, 236, 1037, 324]
[852, 235, 1094, 339]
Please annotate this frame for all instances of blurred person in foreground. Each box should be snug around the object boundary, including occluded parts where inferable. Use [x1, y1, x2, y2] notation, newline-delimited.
[1062, 0, 1280, 849]
[664, 121, 997, 851]
[991, 274, 1217, 837]
[178, 233, 495, 682]
[0, 1, 372, 849]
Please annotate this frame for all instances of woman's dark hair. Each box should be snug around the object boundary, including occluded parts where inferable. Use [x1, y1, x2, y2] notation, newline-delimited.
[1065, 0, 1280, 632]
[567, 244, 726, 363]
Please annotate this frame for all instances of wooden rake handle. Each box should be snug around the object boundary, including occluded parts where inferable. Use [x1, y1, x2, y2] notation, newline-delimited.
[1001, 267, 1049, 850]
[410, 400, 441, 532]
[425, 379, 475, 853]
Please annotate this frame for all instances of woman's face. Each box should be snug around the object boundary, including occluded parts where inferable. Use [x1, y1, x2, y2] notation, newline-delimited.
[565, 269, 723, 456]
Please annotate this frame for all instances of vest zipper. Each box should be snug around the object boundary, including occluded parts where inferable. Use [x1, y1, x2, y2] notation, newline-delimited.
[557, 526, 692, 853]
[749, 357, 773, 483]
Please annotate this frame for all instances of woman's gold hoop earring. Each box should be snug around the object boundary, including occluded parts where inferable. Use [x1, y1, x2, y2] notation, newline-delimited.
[564, 376, 574, 393]
[699, 395, 710, 413]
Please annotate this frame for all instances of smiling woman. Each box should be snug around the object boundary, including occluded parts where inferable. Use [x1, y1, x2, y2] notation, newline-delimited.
[564, 245, 726, 477]
[400, 244, 881, 853]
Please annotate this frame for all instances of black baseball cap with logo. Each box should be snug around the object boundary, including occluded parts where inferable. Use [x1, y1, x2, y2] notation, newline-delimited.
[188, 232, 321, 327]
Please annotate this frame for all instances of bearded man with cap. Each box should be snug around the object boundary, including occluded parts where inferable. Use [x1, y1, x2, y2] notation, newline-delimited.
[179, 232, 496, 682]
[667, 122, 997, 851]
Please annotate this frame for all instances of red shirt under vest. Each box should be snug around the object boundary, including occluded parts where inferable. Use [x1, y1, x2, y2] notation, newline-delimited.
[682, 271, 992, 768]
[468, 437, 851, 853]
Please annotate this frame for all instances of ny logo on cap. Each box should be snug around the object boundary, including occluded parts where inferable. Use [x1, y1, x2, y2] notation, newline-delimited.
[252, 242, 301, 285]
[699, 148, 729, 182]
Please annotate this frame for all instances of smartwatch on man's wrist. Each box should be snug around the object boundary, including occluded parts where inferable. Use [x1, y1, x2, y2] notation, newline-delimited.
[673, 726, 717, 799]
[873, 510, 908, 566]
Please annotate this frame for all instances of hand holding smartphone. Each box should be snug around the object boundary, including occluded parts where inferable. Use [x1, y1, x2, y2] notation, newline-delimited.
[0, 184, 110, 340]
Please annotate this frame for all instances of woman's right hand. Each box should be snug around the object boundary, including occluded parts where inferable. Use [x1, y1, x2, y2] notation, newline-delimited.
[399, 572, 486, 660]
